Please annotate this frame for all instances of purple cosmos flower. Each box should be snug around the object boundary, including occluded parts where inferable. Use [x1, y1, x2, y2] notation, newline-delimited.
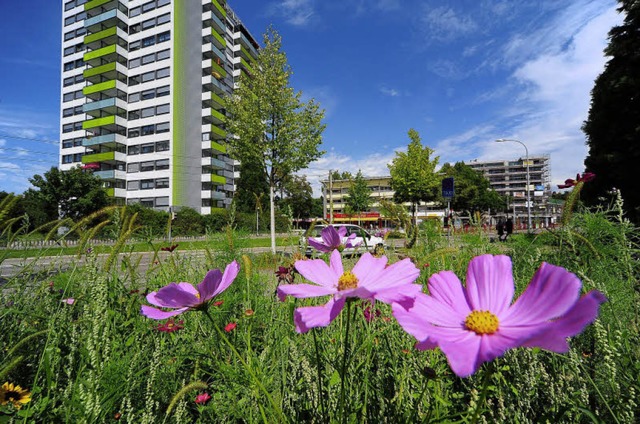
[308, 226, 360, 253]
[558, 172, 596, 189]
[140, 261, 239, 320]
[393, 254, 606, 377]
[278, 250, 421, 333]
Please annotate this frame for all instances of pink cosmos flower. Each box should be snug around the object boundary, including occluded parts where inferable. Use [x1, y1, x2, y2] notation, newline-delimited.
[393, 254, 606, 377]
[62, 298, 75, 305]
[224, 322, 237, 332]
[156, 318, 184, 333]
[195, 392, 211, 404]
[278, 250, 421, 333]
[308, 225, 360, 253]
[140, 261, 239, 320]
[558, 172, 596, 189]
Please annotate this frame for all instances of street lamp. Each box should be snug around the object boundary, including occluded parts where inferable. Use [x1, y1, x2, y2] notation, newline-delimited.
[495, 138, 532, 232]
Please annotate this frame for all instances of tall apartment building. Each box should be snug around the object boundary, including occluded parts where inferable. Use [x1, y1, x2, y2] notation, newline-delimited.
[465, 156, 557, 224]
[59, 0, 259, 213]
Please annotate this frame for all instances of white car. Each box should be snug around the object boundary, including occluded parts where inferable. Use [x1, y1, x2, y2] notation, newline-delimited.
[301, 224, 386, 257]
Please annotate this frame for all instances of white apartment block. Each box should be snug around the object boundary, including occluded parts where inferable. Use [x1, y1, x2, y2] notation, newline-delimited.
[59, 0, 259, 213]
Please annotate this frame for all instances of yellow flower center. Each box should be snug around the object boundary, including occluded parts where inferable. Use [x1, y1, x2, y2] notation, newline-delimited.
[337, 271, 359, 291]
[464, 310, 499, 335]
[195, 292, 201, 299]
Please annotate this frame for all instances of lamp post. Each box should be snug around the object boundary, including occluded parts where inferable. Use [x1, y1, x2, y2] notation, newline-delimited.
[495, 138, 532, 232]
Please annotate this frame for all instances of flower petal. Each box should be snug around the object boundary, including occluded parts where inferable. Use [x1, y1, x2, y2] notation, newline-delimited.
[277, 283, 336, 301]
[329, 249, 344, 276]
[437, 333, 482, 377]
[293, 296, 346, 333]
[464, 255, 514, 315]
[428, 271, 472, 317]
[392, 295, 440, 344]
[308, 237, 331, 252]
[364, 257, 418, 292]
[502, 262, 581, 325]
[295, 257, 339, 288]
[336, 226, 347, 238]
[209, 260, 240, 298]
[151, 283, 200, 308]
[352, 253, 387, 286]
[375, 283, 422, 308]
[196, 269, 222, 301]
[141, 305, 188, 320]
[322, 226, 341, 248]
[521, 290, 607, 352]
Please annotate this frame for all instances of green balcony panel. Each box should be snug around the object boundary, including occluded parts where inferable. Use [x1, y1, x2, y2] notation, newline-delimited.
[211, 174, 226, 185]
[211, 60, 227, 78]
[84, 26, 117, 44]
[241, 57, 255, 75]
[211, 92, 225, 108]
[105, 187, 115, 197]
[83, 79, 116, 95]
[83, 44, 116, 62]
[83, 115, 116, 130]
[211, 124, 226, 139]
[85, 0, 112, 11]
[211, 109, 225, 122]
[83, 62, 116, 78]
[211, 29, 226, 48]
[82, 151, 115, 164]
[212, 0, 227, 19]
[211, 141, 226, 153]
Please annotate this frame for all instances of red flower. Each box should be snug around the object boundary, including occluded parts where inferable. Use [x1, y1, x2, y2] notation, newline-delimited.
[161, 244, 179, 252]
[195, 392, 211, 404]
[362, 305, 381, 322]
[156, 318, 184, 333]
[224, 322, 237, 332]
[423, 263, 430, 268]
[558, 172, 596, 189]
[213, 300, 224, 307]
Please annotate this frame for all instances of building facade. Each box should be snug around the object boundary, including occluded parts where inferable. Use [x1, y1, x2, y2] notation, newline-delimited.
[465, 155, 558, 224]
[59, 0, 259, 213]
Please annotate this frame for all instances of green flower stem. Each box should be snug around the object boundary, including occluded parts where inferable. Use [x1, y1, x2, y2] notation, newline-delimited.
[338, 301, 355, 424]
[470, 362, 493, 424]
[202, 309, 286, 423]
[312, 328, 328, 423]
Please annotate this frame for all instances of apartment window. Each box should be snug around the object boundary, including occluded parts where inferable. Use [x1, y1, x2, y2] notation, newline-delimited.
[73, 153, 83, 162]
[156, 140, 169, 151]
[62, 92, 74, 102]
[63, 107, 74, 117]
[129, 24, 141, 35]
[156, 49, 170, 61]
[141, 36, 155, 48]
[141, 53, 155, 65]
[157, 13, 170, 25]
[142, 1, 156, 12]
[156, 122, 169, 133]
[64, 62, 75, 71]
[128, 75, 140, 86]
[140, 179, 155, 190]
[64, 46, 75, 56]
[129, 40, 141, 51]
[156, 104, 169, 115]
[62, 140, 73, 148]
[141, 143, 155, 154]
[62, 155, 73, 164]
[156, 178, 169, 188]
[156, 85, 170, 97]
[128, 92, 141, 103]
[157, 31, 170, 43]
[64, 30, 75, 41]
[74, 122, 83, 131]
[63, 124, 73, 133]
[141, 17, 155, 30]
[156, 67, 170, 79]
[129, 128, 140, 138]
[127, 163, 140, 173]
[64, 16, 75, 26]
[140, 198, 154, 207]
[141, 88, 155, 100]
[141, 161, 155, 172]
[128, 110, 140, 120]
[141, 107, 155, 118]
[128, 145, 140, 155]
[156, 196, 169, 206]
[127, 180, 140, 190]
[157, 0, 170, 7]
[141, 71, 154, 83]
[129, 57, 141, 69]
[64, 1, 75, 11]
[74, 90, 83, 100]
[75, 59, 84, 68]
[63, 76, 75, 87]
[141, 125, 155, 136]
[156, 159, 169, 170]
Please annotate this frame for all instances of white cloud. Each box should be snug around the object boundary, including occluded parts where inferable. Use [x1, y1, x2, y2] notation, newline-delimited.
[420, 6, 478, 42]
[379, 87, 400, 97]
[473, 2, 621, 187]
[268, 0, 315, 27]
[301, 85, 338, 118]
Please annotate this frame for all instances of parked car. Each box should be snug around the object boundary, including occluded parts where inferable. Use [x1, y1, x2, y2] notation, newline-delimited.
[301, 224, 386, 257]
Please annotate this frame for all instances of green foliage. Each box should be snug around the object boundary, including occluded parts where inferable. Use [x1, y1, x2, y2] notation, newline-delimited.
[582, 0, 640, 222]
[203, 208, 229, 232]
[388, 129, 440, 223]
[439, 161, 506, 213]
[278, 175, 315, 219]
[24, 166, 110, 226]
[172, 207, 204, 236]
[331, 170, 353, 181]
[344, 169, 372, 215]
[234, 158, 270, 214]
[225, 26, 325, 251]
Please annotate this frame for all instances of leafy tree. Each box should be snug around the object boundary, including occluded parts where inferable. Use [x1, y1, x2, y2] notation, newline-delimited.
[344, 170, 372, 218]
[331, 170, 353, 181]
[234, 158, 270, 214]
[388, 129, 440, 225]
[311, 197, 324, 218]
[24, 166, 109, 225]
[582, 0, 640, 221]
[172, 207, 204, 236]
[226, 27, 326, 253]
[439, 162, 505, 214]
[279, 175, 314, 219]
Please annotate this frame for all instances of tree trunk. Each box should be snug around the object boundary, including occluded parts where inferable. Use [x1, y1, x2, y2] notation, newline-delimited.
[270, 182, 276, 254]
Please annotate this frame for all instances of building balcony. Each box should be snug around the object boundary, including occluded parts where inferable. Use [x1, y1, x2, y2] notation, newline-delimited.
[82, 133, 126, 148]
[239, 33, 258, 58]
[210, 123, 226, 139]
[83, 44, 127, 68]
[83, 97, 127, 117]
[84, 8, 128, 33]
[81, 150, 126, 164]
[211, 0, 226, 20]
[85, 0, 127, 17]
[83, 79, 127, 100]
[239, 57, 255, 75]
[211, 174, 226, 185]
[201, 140, 226, 154]
[202, 157, 226, 169]
[93, 169, 126, 180]
[83, 26, 128, 51]
[201, 90, 226, 109]
[202, 107, 225, 124]
[105, 187, 127, 198]
[82, 115, 127, 132]
[203, 10, 226, 37]
[83, 61, 127, 83]
[202, 74, 229, 96]
[202, 42, 225, 63]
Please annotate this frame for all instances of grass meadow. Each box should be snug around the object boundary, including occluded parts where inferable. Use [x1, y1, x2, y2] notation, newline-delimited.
[1, 200, 639, 423]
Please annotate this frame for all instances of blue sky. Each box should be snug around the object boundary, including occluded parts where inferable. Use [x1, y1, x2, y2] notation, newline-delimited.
[0, 0, 622, 195]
